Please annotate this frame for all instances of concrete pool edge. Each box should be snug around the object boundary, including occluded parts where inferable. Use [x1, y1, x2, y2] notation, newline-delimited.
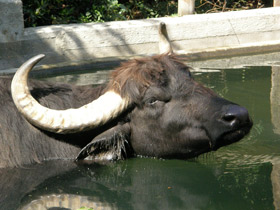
[2, 44, 280, 75]
[1, 6, 280, 73]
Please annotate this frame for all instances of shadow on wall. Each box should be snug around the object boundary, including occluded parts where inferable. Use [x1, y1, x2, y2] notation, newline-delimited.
[0, 14, 179, 73]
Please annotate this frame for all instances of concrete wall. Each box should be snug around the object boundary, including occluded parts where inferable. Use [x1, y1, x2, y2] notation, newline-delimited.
[0, 0, 24, 43]
[1, 1, 280, 73]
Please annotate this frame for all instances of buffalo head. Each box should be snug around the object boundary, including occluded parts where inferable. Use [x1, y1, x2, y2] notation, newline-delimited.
[10, 23, 252, 162]
[11, 53, 252, 162]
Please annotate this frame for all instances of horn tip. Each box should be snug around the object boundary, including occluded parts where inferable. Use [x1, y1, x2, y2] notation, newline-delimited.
[159, 22, 166, 32]
[37, 54, 45, 59]
[28, 54, 45, 64]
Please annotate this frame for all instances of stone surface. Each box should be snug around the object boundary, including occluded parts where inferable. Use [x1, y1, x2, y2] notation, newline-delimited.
[0, 0, 24, 43]
[1, 6, 280, 72]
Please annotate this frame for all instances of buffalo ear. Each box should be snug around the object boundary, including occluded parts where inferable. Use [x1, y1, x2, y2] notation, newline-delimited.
[75, 124, 131, 162]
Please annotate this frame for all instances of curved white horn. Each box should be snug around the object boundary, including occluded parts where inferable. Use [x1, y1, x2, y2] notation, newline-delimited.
[158, 22, 173, 54]
[11, 55, 131, 134]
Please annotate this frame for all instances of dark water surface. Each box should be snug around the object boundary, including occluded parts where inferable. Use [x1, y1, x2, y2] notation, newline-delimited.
[1, 59, 280, 210]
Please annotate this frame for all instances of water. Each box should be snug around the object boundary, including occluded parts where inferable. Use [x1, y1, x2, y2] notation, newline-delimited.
[1, 55, 280, 210]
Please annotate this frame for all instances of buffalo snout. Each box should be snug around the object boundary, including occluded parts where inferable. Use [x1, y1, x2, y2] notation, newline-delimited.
[209, 103, 253, 150]
[221, 104, 252, 129]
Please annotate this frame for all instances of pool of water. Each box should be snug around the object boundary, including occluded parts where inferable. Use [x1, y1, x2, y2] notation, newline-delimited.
[1, 57, 280, 210]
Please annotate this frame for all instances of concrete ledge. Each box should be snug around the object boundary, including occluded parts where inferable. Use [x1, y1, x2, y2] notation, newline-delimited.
[0, 0, 23, 43]
[1, 7, 280, 72]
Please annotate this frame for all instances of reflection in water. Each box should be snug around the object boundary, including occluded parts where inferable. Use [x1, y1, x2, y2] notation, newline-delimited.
[20, 194, 114, 210]
[272, 164, 280, 210]
[0, 161, 77, 210]
[1, 63, 280, 210]
[195, 65, 280, 210]
[271, 66, 280, 135]
[5, 159, 274, 210]
[271, 66, 280, 210]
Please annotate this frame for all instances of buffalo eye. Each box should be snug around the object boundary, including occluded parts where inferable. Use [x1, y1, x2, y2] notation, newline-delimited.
[146, 98, 159, 106]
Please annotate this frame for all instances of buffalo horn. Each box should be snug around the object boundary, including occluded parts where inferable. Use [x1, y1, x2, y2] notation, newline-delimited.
[158, 22, 173, 54]
[11, 54, 131, 134]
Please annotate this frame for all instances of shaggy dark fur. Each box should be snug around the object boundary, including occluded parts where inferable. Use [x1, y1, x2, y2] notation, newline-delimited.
[0, 54, 252, 167]
[107, 54, 189, 100]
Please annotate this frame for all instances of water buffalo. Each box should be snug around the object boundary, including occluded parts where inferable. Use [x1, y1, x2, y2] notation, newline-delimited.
[0, 25, 252, 168]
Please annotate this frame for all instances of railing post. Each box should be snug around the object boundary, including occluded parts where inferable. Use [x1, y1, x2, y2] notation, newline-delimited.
[178, 0, 195, 16]
[274, 0, 280, 7]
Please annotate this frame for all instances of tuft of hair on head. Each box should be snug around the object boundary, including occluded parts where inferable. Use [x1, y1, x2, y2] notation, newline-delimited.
[105, 54, 190, 103]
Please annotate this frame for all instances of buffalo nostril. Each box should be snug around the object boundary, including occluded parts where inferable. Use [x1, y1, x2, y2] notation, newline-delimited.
[222, 105, 250, 127]
[222, 114, 236, 123]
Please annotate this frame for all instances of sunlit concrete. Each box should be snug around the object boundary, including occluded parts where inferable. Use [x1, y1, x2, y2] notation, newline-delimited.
[1, 6, 280, 73]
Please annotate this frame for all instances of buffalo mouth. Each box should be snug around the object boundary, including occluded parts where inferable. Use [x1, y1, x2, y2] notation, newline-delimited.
[212, 121, 253, 151]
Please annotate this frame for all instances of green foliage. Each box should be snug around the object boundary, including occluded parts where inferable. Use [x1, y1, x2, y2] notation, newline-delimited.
[22, 0, 273, 27]
[195, 0, 273, 13]
[22, 0, 177, 27]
